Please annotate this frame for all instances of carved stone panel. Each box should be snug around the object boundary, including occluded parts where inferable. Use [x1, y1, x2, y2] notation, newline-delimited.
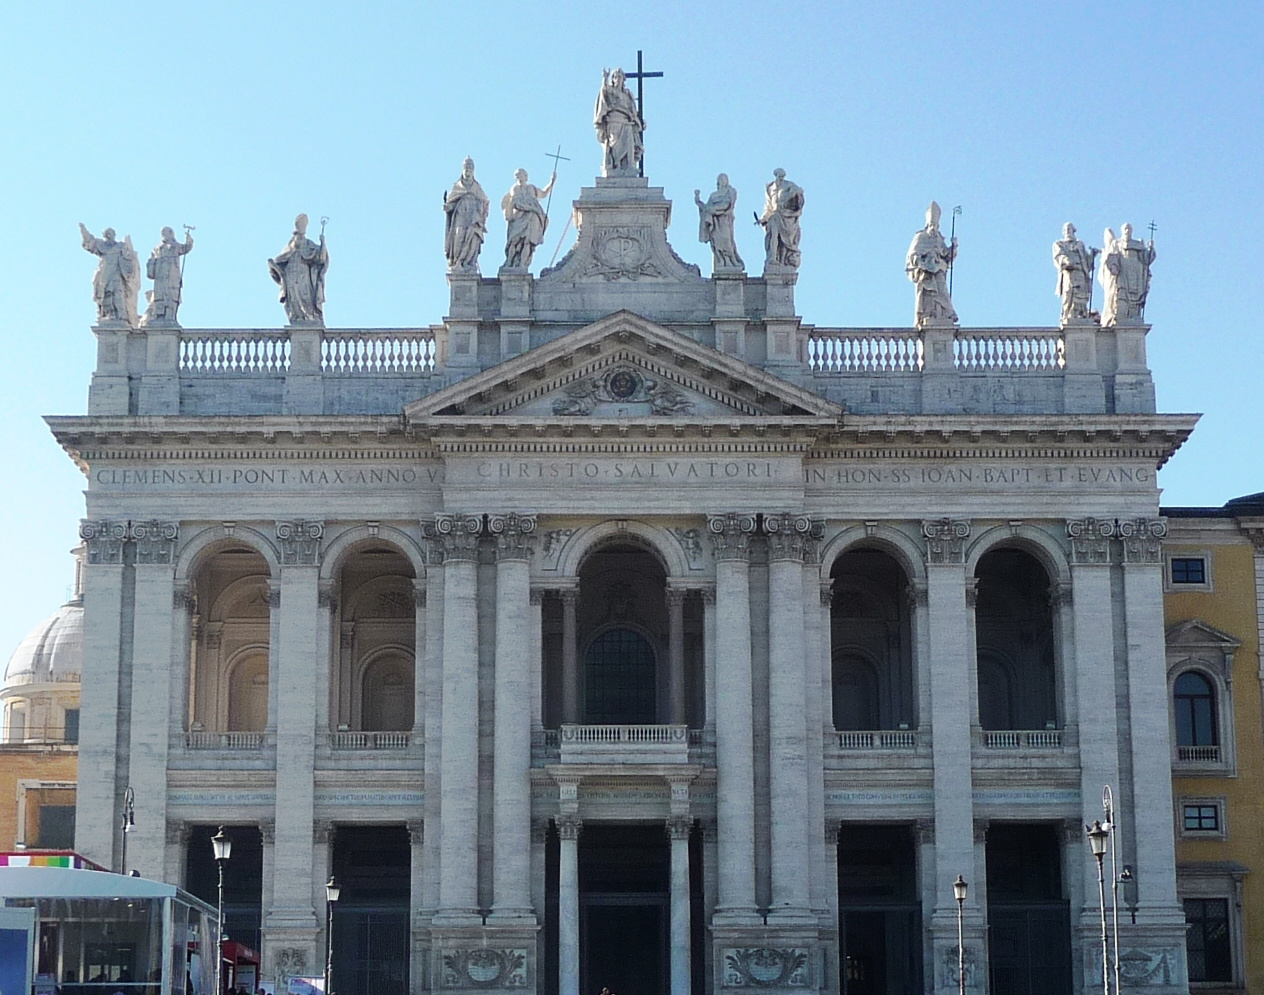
[440, 948, 528, 989]
[722, 948, 811, 988]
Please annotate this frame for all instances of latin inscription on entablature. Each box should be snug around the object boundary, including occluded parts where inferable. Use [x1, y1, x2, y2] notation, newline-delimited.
[805, 461, 1154, 493]
[448, 456, 799, 486]
[91, 462, 444, 491]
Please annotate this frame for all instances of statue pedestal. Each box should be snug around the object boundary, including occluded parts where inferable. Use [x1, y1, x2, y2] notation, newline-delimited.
[88, 324, 134, 415]
[712, 271, 747, 359]
[1103, 320, 1154, 413]
[1061, 319, 1105, 413]
[498, 270, 533, 361]
[762, 266, 800, 371]
[284, 325, 325, 414]
[445, 273, 483, 374]
[139, 327, 181, 415]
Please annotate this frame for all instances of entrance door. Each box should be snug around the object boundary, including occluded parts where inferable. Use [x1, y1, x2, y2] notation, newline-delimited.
[581, 895, 668, 995]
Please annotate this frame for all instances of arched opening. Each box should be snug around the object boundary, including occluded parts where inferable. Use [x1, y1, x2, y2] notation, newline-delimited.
[570, 542, 673, 725]
[974, 548, 1057, 731]
[189, 546, 271, 733]
[333, 546, 416, 732]
[1174, 671, 1218, 747]
[829, 547, 915, 730]
[226, 653, 269, 732]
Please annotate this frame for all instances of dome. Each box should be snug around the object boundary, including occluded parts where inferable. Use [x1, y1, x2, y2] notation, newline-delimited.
[4, 597, 83, 689]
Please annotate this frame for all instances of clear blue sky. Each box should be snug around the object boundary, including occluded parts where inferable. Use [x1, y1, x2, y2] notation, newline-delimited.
[1, 1, 1260, 658]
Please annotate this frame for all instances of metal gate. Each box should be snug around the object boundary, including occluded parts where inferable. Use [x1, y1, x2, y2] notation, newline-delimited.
[330, 907, 410, 995]
[987, 902, 1072, 995]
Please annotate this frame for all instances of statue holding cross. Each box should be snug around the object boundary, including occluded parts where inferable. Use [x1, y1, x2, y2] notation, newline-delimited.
[594, 67, 644, 178]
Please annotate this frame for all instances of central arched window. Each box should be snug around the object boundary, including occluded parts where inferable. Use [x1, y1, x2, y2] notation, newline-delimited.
[1174, 672, 1218, 747]
[584, 627, 656, 724]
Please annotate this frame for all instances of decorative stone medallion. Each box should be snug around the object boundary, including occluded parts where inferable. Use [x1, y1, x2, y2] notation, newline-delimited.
[722, 948, 810, 987]
[551, 366, 694, 416]
[440, 948, 528, 989]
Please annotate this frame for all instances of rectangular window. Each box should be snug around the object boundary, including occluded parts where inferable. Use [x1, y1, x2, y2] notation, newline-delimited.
[1183, 804, 1220, 832]
[1171, 557, 1207, 585]
[1185, 898, 1233, 983]
[63, 708, 79, 745]
[37, 805, 76, 849]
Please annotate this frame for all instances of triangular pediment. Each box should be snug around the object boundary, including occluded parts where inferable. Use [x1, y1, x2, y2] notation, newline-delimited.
[404, 311, 841, 424]
[1166, 619, 1241, 651]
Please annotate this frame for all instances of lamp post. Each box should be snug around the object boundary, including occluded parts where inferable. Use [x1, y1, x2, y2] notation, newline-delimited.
[953, 875, 968, 995]
[1086, 820, 1110, 995]
[325, 876, 340, 995]
[119, 786, 135, 874]
[1103, 786, 1123, 994]
[211, 827, 232, 995]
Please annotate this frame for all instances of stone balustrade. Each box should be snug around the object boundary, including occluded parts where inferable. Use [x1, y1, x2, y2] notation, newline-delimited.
[328, 730, 412, 750]
[184, 730, 265, 749]
[833, 729, 919, 750]
[980, 728, 1064, 749]
[88, 320, 1152, 417]
[558, 723, 690, 764]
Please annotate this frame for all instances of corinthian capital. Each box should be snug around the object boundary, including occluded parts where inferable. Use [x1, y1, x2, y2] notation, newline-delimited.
[1118, 516, 1167, 564]
[707, 512, 757, 561]
[129, 520, 179, 564]
[921, 518, 970, 564]
[487, 512, 537, 560]
[276, 520, 324, 565]
[79, 519, 128, 564]
[434, 513, 484, 560]
[762, 512, 819, 562]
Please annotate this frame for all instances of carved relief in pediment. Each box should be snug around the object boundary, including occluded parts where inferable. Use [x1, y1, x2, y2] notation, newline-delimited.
[551, 365, 693, 416]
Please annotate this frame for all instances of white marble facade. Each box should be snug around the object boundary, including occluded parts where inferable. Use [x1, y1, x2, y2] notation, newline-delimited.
[55, 170, 1195, 995]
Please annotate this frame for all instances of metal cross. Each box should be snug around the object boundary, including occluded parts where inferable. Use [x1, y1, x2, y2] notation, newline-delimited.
[624, 49, 663, 177]
[1147, 220, 1158, 242]
[543, 145, 570, 216]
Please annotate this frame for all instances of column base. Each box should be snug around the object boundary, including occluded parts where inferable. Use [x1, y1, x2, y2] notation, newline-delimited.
[428, 923, 539, 994]
[260, 921, 320, 989]
[1076, 918, 1188, 993]
[711, 921, 824, 994]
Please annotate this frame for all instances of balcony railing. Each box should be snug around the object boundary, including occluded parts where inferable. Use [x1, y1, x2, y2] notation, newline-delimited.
[1176, 744, 1221, 763]
[558, 723, 689, 764]
[184, 730, 265, 750]
[834, 730, 918, 750]
[981, 729, 1063, 749]
[1, 729, 78, 747]
[328, 730, 412, 750]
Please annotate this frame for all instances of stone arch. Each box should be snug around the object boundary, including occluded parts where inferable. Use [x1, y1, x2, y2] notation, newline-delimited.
[964, 524, 1071, 590]
[208, 575, 272, 623]
[556, 520, 688, 579]
[356, 644, 415, 732]
[224, 645, 269, 732]
[318, 525, 427, 584]
[174, 526, 279, 585]
[818, 524, 927, 587]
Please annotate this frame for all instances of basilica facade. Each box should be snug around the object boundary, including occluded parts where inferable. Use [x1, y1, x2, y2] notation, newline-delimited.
[57, 127, 1194, 994]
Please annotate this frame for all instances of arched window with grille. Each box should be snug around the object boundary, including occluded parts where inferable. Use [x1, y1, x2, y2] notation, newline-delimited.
[1174, 671, 1218, 748]
[584, 627, 657, 724]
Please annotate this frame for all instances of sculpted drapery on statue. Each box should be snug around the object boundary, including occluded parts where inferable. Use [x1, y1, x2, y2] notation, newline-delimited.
[79, 223, 141, 327]
[906, 201, 958, 326]
[268, 213, 329, 325]
[141, 226, 194, 327]
[1052, 222, 1098, 324]
[695, 174, 744, 271]
[594, 68, 644, 177]
[502, 169, 556, 271]
[757, 169, 804, 270]
[1099, 223, 1156, 326]
[443, 158, 490, 273]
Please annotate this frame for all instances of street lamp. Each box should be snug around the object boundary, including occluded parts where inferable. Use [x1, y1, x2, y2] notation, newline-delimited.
[1103, 786, 1123, 994]
[119, 787, 135, 874]
[953, 875, 968, 995]
[211, 827, 232, 995]
[325, 876, 340, 995]
[1086, 820, 1110, 995]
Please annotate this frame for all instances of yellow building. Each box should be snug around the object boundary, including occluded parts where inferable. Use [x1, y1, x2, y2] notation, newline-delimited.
[1, 553, 82, 850]
[1165, 492, 1264, 993]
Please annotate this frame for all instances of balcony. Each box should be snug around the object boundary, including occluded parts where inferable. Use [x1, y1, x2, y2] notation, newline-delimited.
[834, 730, 918, 750]
[981, 729, 1063, 749]
[1176, 744, 1221, 764]
[183, 731, 265, 750]
[557, 724, 690, 765]
[328, 730, 412, 750]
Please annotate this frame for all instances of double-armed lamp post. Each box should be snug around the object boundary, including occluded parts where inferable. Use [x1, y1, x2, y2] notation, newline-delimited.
[212, 827, 232, 995]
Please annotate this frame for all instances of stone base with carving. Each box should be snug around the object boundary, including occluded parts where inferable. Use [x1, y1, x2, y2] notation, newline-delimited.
[428, 923, 538, 994]
[712, 923, 823, 994]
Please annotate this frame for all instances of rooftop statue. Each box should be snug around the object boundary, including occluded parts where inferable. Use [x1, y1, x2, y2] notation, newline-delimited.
[1052, 222, 1098, 325]
[443, 158, 490, 274]
[1099, 223, 1156, 326]
[140, 226, 194, 327]
[757, 169, 804, 271]
[502, 169, 556, 271]
[906, 201, 958, 326]
[268, 213, 329, 325]
[695, 174, 744, 272]
[79, 223, 141, 327]
[594, 68, 644, 178]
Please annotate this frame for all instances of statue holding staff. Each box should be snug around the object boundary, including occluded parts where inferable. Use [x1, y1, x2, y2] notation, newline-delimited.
[1098, 223, 1156, 326]
[79, 223, 141, 326]
[906, 201, 958, 326]
[443, 157, 490, 273]
[594, 68, 644, 178]
[1052, 222, 1098, 324]
[695, 174, 744, 271]
[141, 226, 195, 327]
[268, 213, 329, 325]
[502, 169, 556, 271]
